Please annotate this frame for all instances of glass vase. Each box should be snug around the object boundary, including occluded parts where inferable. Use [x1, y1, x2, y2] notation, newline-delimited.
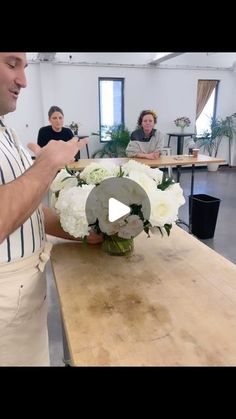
[102, 235, 134, 256]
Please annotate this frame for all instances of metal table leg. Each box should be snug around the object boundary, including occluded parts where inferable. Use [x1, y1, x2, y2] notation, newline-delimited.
[188, 164, 195, 234]
[176, 165, 181, 183]
[61, 321, 71, 366]
[175, 164, 189, 229]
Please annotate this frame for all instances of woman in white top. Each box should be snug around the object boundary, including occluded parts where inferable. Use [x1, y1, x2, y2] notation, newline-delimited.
[126, 109, 164, 160]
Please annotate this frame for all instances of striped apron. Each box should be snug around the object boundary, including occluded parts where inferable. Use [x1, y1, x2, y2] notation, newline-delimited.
[0, 242, 52, 366]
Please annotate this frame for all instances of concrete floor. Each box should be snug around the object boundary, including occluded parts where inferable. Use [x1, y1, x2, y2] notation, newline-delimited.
[46, 166, 236, 366]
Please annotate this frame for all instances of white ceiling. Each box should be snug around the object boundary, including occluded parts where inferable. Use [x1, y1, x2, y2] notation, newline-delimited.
[26, 52, 236, 69]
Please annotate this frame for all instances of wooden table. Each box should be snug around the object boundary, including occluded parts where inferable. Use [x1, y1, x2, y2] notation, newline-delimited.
[50, 226, 236, 366]
[68, 155, 224, 171]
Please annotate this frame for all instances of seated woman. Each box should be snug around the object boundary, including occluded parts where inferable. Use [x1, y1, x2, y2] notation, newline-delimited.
[37, 106, 74, 147]
[126, 109, 164, 160]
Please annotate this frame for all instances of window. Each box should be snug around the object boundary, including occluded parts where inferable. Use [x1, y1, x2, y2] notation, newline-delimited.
[99, 77, 124, 142]
[195, 80, 219, 136]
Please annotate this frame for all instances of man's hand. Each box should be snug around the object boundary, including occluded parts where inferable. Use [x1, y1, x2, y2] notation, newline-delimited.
[27, 137, 89, 170]
[87, 231, 104, 245]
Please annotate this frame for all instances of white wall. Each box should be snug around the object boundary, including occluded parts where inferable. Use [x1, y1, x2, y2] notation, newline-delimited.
[4, 61, 236, 161]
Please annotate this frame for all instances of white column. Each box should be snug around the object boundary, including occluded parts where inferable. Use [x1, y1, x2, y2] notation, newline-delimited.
[38, 62, 55, 125]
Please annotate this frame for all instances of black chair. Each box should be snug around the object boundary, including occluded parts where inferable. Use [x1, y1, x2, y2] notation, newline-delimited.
[74, 135, 90, 161]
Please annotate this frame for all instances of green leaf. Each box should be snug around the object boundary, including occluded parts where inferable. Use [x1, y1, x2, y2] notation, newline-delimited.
[158, 174, 175, 191]
[164, 224, 172, 236]
[65, 166, 75, 176]
[92, 125, 131, 158]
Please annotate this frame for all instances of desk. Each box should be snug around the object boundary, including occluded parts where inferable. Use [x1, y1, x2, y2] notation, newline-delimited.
[68, 155, 225, 233]
[50, 225, 236, 366]
[167, 132, 195, 155]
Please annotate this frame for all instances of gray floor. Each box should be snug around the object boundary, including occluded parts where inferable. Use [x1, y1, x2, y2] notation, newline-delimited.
[46, 166, 236, 366]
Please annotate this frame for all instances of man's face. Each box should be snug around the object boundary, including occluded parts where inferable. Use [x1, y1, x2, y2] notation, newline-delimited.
[0, 52, 27, 115]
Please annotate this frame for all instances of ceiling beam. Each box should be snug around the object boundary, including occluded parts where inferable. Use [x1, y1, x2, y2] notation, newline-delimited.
[148, 53, 184, 65]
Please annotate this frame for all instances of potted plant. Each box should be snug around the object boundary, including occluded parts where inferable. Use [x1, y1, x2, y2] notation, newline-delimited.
[92, 124, 131, 158]
[225, 113, 236, 166]
[196, 117, 233, 171]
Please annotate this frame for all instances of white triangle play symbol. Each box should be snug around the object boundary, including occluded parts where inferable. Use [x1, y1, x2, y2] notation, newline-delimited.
[108, 198, 130, 222]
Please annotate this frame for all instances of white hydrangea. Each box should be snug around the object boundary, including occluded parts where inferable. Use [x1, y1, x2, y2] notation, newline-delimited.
[80, 162, 120, 185]
[50, 169, 77, 192]
[55, 184, 94, 238]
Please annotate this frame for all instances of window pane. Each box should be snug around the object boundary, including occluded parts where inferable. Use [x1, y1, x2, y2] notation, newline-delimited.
[99, 78, 124, 142]
[196, 80, 219, 137]
[196, 89, 216, 135]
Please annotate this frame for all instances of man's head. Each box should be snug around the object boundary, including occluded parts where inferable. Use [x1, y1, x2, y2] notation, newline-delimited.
[0, 52, 27, 116]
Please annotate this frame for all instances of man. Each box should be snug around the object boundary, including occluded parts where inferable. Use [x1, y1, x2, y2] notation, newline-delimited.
[0, 52, 101, 366]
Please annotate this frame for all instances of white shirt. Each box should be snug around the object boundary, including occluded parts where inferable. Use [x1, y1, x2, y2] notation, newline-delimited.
[0, 121, 45, 263]
[126, 128, 165, 157]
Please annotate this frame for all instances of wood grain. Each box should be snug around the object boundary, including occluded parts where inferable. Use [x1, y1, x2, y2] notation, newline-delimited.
[50, 226, 236, 366]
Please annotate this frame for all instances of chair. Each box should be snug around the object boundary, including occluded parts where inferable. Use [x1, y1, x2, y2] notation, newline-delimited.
[161, 146, 172, 177]
[74, 135, 90, 160]
[85, 142, 90, 158]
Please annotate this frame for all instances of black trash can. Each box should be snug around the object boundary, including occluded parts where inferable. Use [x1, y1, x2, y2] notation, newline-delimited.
[189, 194, 221, 239]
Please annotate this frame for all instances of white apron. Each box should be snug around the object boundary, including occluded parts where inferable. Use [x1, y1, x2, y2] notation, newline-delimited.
[0, 242, 52, 366]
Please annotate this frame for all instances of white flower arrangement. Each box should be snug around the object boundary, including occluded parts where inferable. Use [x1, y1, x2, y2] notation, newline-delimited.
[174, 116, 191, 128]
[50, 160, 185, 240]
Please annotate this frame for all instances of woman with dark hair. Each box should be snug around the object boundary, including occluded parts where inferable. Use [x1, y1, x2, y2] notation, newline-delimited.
[126, 109, 164, 160]
[37, 106, 74, 147]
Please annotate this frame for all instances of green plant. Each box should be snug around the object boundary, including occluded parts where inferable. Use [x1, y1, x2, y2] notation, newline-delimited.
[225, 113, 236, 165]
[92, 125, 131, 158]
[196, 117, 233, 157]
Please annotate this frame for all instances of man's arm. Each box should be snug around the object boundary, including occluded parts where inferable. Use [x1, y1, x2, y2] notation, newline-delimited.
[43, 206, 103, 244]
[0, 138, 87, 244]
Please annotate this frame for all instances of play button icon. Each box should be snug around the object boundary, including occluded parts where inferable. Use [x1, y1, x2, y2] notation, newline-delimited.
[85, 177, 151, 238]
[108, 198, 130, 222]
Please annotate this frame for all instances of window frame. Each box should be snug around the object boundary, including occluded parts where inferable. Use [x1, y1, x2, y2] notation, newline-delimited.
[196, 80, 219, 137]
[98, 77, 125, 143]
[212, 81, 219, 122]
